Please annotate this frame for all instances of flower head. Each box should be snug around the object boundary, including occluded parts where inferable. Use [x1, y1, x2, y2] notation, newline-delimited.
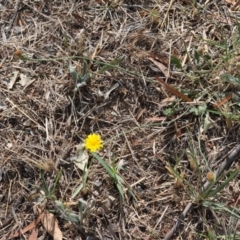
[84, 133, 103, 152]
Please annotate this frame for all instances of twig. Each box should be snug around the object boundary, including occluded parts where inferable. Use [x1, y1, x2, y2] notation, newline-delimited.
[163, 144, 240, 240]
[231, 0, 240, 11]
[160, 0, 174, 28]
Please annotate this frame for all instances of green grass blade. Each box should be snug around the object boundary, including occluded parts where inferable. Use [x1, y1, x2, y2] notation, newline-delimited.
[71, 183, 84, 199]
[116, 182, 125, 201]
[206, 167, 240, 198]
[40, 171, 50, 195]
[50, 168, 62, 195]
[203, 201, 240, 219]
[92, 152, 115, 179]
[97, 57, 123, 74]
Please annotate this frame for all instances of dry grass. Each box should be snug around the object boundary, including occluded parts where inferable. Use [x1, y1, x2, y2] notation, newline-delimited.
[1, 0, 240, 239]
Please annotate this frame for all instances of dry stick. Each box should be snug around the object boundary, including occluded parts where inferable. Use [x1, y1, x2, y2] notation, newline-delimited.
[231, 0, 240, 11]
[163, 144, 240, 240]
[160, 0, 174, 28]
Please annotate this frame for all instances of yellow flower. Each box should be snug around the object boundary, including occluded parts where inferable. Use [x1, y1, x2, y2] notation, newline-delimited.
[84, 133, 103, 152]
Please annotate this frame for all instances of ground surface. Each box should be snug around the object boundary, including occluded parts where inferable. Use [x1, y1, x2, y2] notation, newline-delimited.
[1, 0, 240, 239]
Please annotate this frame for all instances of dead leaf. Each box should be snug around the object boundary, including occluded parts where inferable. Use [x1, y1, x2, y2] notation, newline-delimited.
[188, 157, 197, 171]
[19, 74, 31, 87]
[11, 213, 44, 238]
[148, 57, 170, 78]
[226, 116, 233, 129]
[41, 212, 63, 240]
[28, 228, 38, 240]
[9, 71, 19, 89]
[73, 143, 89, 171]
[225, 0, 240, 11]
[155, 76, 192, 102]
[225, 0, 236, 5]
[149, 52, 169, 66]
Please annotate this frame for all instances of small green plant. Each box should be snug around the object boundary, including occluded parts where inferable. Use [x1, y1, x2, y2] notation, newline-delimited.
[166, 131, 240, 239]
[54, 198, 91, 226]
[83, 133, 136, 202]
[70, 133, 136, 202]
[91, 152, 136, 201]
[163, 107, 175, 117]
[69, 60, 90, 89]
[40, 169, 62, 201]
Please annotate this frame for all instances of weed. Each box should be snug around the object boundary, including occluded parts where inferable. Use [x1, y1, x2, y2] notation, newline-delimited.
[40, 169, 62, 201]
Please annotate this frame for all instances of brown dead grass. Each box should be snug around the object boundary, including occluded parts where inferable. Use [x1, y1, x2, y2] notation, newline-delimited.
[1, 0, 240, 239]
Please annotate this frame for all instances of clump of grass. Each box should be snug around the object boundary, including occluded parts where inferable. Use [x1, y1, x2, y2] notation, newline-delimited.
[91, 152, 137, 202]
[164, 133, 240, 239]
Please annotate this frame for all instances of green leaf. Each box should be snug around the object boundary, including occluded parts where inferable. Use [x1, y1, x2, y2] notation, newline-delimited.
[190, 104, 207, 116]
[69, 60, 90, 88]
[40, 171, 50, 195]
[116, 183, 125, 201]
[50, 169, 62, 195]
[203, 201, 240, 219]
[92, 152, 137, 201]
[220, 73, 240, 86]
[203, 112, 211, 132]
[123, 182, 137, 201]
[194, 49, 201, 64]
[92, 152, 115, 179]
[71, 183, 84, 199]
[163, 107, 174, 117]
[69, 61, 82, 82]
[170, 56, 182, 68]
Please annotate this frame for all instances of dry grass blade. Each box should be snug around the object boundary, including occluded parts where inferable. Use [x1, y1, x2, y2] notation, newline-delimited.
[214, 94, 232, 109]
[148, 57, 171, 78]
[231, 0, 240, 10]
